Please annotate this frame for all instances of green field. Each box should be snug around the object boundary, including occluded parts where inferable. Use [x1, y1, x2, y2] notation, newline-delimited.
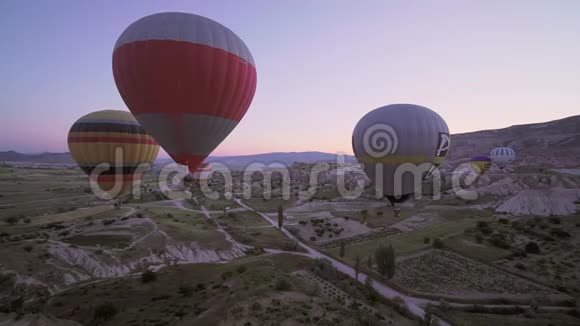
[441, 310, 580, 326]
[65, 234, 133, 248]
[443, 234, 511, 262]
[44, 254, 312, 325]
[326, 218, 480, 265]
[241, 197, 296, 213]
[1, 206, 132, 236]
[226, 225, 298, 251]
[144, 206, 229, 248]
[331, 205, 420, 228]
[216, 210, 270, 227]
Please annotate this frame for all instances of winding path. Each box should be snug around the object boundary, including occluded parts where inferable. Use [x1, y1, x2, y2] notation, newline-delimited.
[234, 198, 445, 325]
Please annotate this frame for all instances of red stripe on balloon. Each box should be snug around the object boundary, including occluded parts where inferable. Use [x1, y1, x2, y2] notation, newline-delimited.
[168, 154, 206, 173]
[113, 40, 257, 122]
[68, 136, 157, 145]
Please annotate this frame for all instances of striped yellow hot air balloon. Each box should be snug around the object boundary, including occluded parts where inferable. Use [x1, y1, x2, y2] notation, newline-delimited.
[67, 110, 159, 197]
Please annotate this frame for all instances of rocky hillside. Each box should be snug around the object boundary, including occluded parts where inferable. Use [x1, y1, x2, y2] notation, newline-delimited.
[447, 115, 580, 168]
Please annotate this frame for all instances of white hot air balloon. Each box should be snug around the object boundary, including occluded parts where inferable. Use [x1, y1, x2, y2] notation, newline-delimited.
[352, 104, 450, 205]
[490, 147, 515, 170]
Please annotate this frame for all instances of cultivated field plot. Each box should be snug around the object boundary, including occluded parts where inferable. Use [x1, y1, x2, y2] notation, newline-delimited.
[326, 218, 479, 266]
[242, 197, 296, 213]
[45, 254, 350, 326]
[226, 225, 291, 249]
[441, 310, 580, 326]
[0, 166, 105, 220]
[216, 210, 270, 228]
[393, 250, 558, 299]
[196, 197, 239, 211]
[144, 206, 230, 249]
[494, 214, 580, 295]
[443, 234, 511, 262]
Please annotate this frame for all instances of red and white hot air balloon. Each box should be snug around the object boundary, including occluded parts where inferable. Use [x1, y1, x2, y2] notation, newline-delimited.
[113, 12, 257, 172]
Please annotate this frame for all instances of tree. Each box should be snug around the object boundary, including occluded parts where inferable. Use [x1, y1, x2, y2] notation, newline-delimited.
[141, 270, 157, 283]
[367, 255, 373, 271]
[339, 241, 346, 257]
[354, 255, 361, 281]
[364, 276, 378, 302]
[386, 244, 396, 279]
[275, 278, 291, 291]
[424, 304, 434, 326]
[375, 243, 396, 279]
[94, 302, 118, 322]
[4, 216, 18, 225]
[433, 238, 445, 249]
[277, 204, 284, 229]
[525, 241, 540, 254]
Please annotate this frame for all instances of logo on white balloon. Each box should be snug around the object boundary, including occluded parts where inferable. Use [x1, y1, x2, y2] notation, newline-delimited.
[363, 124, 399, 158]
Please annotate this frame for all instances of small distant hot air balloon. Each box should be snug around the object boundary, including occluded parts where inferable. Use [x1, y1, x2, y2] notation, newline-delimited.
[352, 104, 451, 205]
[67, 110, 159, 197]
[490, 147, 515, 170]
[469, 155, 491, 174]
[112, 12, 257, 173]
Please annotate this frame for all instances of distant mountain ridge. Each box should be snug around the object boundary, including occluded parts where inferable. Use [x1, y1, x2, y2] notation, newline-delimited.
[2, 115, 579, 168]
[447, 115, 580, 168]
[0, 150, 356, 167]
[156, 151, 357, 167]
[0, 150, 75, 164]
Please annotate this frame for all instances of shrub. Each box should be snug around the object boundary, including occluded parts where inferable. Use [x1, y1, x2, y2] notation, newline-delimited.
[221, 271, 233, 280]
[10, 297, 23, 313]
[515, 263, 527, 270]
[309, 236, 317, 241]
[433, 238, 444, 249]
[543, 235, 555, 242]
[475, 233, 484, 243]
[141, 270, 157, 283]
[283, 239, 299, 251]
[23, 217, 31, 224]
[275, 278, 291, 291]
[237, 265, 247, 274]
[550, 228, 570, 238]
[423, 237, 430, 244]
[477, 221, 489, 229]
[4, 217, 18, 225]
[525, 241, 540, 254]
[94, 302, 118, 321]
[548, 217, 561, 224]
[250, 302, 262, 311]
[178, 285, 194, 297]
[498, 218, 509, 224]
[360, 210, 368, 215]
[23, 245, 33, 252]
[376, 211, 383, 216]
[480, 226, 493, 235]
[490, 233, 511, 249]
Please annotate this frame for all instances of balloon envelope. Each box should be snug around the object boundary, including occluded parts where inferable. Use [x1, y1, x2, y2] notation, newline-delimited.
[112, 12, 257, 172]
[67, 110, 159, 196]
[490, 147, 515, 169]
[352, 104, 450, 202]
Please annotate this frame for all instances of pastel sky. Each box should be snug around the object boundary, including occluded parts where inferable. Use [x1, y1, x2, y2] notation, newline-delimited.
[1, 0, 579, 157]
